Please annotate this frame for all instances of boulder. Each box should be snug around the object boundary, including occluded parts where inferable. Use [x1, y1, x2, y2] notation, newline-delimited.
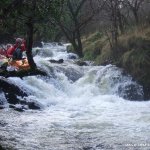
[0, 77, 42, 110]
[33, 41, 43, 48]
[118, 83, 144, 101]
[75, 60, 88, 66]
[0, 77, 27, 104]
[68, 53, 78, 59]
[49, 59, 64, 64]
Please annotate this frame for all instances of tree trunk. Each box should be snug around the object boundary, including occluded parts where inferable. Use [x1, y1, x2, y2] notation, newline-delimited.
[117, 9, 124, 34]
[26, 18, 37, 70]
[76, 30, 84, 58]
[111, 0, 118, 48]
[133, 10, 139, 24]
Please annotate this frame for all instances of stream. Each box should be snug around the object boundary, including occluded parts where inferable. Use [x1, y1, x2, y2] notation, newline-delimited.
[0, 43, 150, 150]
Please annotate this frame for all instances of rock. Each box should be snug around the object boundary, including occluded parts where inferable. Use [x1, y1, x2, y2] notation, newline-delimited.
[75, 60, 88, 66]
[68, 53, 78, 59]
[0, 77, 27, 104]
[0, 68, 47, 78]
[101, 59, 112, 66]
[33, 41, 43, 48]
[118, 83, 144, 101]
[49, 59, 64, 64]
[0, 105, 5, 109]
[28, 101, 41, 110]
[9, 104, 25, 112]
[69, 55, 77, 59]
[143, 85, 150, 100]
[0, 78, 42, 110]
[58, 42, 63, 46]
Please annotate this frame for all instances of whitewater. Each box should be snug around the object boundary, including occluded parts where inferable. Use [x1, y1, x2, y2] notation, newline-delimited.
[0, 43, 150, 150]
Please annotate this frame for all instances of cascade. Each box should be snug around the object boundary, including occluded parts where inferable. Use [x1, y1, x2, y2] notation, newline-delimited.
[0, 43, 149, 150]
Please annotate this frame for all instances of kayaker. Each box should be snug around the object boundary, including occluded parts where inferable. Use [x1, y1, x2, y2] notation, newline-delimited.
[7, 38, 26, 60]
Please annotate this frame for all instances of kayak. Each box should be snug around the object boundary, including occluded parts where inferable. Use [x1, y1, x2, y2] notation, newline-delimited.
[8, 58, 30, 70]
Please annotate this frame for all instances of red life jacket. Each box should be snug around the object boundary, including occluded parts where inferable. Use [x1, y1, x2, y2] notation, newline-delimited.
[7, 41, 26, 58]
[7, 46, 16, 57]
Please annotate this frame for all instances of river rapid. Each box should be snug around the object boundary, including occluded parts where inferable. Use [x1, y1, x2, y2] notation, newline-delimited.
[0, 43, 150, 150]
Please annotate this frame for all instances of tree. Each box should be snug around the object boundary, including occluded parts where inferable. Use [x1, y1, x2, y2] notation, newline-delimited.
[123, 0, 145, 24]
[103, 0, 121, 48]
[52, 0, 99, 57]
[0, 0, 64, 69]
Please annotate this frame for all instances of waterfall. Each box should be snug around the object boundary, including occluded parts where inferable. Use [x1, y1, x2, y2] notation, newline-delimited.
[0, 43, 149, 150]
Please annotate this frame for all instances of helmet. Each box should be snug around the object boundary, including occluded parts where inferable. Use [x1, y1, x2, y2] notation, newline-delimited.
[16, 38, 22, 44]
[6, 44, 12, 49]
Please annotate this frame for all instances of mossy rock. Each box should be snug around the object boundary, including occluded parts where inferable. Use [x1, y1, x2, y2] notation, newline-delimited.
[66, 44, 74, 52]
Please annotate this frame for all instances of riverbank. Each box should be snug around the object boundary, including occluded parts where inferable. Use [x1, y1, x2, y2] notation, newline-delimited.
[81, 25, 150, 100]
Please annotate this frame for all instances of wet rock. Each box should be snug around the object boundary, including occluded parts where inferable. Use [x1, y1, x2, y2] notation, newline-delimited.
[68, 55, 77, 59]
[83, 146, 93, 150]
[58, 42, 63, 46]
[49, 59, 64, 64]
[28, 101, 41, 110]
[0, 77, 27, 104]
[0, 68, 47, 78]
[118, 83, 144, 101]
[68, 53, 78, 59]
[100, 59, 112, 66]
[0, 105, 6, 109]
[33, 41, 43, 48]
[143, 85, 150, 100]
[9, 104, 25, 112]
[75, 60, 88, 66]
[0, 77, 42, 110]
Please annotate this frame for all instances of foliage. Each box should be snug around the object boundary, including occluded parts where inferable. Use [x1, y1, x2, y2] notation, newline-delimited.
[0, 0, 64, 43]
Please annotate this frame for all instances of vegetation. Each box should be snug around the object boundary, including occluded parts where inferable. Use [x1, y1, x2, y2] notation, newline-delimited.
[0, 0, 64, 69]
[82, 25, 150, 99]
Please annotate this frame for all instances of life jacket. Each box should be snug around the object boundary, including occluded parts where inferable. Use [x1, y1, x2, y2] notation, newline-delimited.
[7, 46, 16, 57]
[7, 41, 26, 58]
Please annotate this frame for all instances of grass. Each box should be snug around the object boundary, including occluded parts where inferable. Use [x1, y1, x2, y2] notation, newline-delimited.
[82, 31, 107, 61]
[81, 25, 150, 99]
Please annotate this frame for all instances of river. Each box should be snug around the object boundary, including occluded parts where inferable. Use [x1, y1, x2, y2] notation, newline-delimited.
[0, 43, 150, 150]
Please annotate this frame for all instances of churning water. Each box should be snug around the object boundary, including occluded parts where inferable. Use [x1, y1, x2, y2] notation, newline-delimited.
[0, 43, 150, 150]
